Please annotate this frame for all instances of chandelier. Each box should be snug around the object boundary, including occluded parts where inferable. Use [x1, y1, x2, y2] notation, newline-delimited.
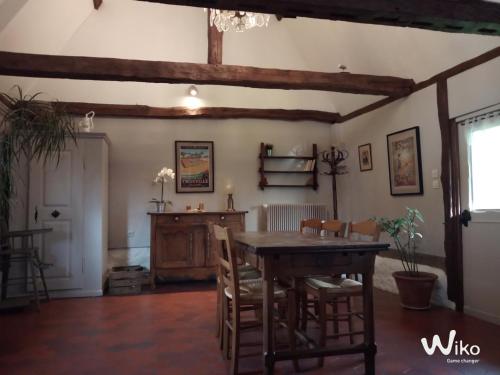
[207, 9, 271, 32]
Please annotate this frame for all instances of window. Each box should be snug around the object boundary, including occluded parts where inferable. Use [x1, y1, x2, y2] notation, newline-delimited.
[468, 117, 500, 211]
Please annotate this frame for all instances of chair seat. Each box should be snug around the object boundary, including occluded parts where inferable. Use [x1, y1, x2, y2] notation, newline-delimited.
[238, 264, 261, 280]
[225, 279, 287, 302]
[305, 276, 362, 294]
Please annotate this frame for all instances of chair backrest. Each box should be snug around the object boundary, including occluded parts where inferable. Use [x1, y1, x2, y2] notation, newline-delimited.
[321, 220, 346, 237]
[300, 218, 322, 233]
[348, 220, 381, 241]
[212, 224, 241, 305]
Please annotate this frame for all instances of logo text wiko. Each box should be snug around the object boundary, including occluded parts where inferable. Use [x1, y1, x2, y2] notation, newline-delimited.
[421, 330, 480, 356]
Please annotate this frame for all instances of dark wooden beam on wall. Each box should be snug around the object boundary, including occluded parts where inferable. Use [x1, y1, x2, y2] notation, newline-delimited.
[207, 13, 223, 64]
[53, 101, 341, 123]
[338, 46, 500, 123]
[137, 0, 500, 36]
[93, 0, 103, 10]
[338, 95, 405, 123]
[437, 79, 464, 312]
[0, 51, 414, 96]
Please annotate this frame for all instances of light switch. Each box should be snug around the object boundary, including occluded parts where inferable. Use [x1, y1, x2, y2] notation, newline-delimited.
[432, 179, 440, 189]
[432, 169, 439, 179]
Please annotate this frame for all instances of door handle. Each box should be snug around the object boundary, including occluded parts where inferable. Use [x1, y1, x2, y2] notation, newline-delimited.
[34, 206, 38, 224]
[460, 209, 472, 227]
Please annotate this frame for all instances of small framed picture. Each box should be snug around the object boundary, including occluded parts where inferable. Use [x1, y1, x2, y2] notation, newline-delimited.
[386, 126, 423, 196]
[358, 143, 373, 172]
[175, 141, 214, 193]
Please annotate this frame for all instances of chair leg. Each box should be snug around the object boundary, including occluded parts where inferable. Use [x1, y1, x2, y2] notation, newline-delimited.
[216, 278, 221, 338]
[300, 290, 308, 331]
[317, 290, 327, 368]
[230, 302, 240, 375]
[34, 253, 50, 301]
[288, 291, 300, 372]
[28, 257, 40, 311]
[1, 254, 10, 301]
[223, 296, 230, 360]
[347, 297, 354, 345]
[332, 298, 339, 336]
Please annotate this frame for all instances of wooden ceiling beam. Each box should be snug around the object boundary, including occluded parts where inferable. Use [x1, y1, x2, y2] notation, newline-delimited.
[0, 51, 414, 96]
[137, 0, 500, 36]
[338, 46, 500, 123]
[51, 101, 341, 124]
[207, 12, 223, 64]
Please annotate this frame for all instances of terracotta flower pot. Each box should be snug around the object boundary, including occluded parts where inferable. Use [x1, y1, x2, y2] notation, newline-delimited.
[393, 271, 438, 310]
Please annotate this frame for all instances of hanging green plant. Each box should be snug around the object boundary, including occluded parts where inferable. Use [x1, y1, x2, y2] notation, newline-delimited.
[0, 86, 77, 225]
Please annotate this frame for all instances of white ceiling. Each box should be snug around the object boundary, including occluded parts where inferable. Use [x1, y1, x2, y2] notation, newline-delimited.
[0, 0, 499, 115]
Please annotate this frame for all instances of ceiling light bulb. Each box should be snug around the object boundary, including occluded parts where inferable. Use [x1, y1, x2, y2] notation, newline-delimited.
[188, 85, 199, 97]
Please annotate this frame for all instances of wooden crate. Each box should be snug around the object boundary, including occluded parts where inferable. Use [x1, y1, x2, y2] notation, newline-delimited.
[108, 266, 146, 295]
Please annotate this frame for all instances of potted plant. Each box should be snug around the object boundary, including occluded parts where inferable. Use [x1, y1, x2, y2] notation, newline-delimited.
[151, 167, 175, 212]
[0, 87, 76, 227]
[374, 208, 438, 310]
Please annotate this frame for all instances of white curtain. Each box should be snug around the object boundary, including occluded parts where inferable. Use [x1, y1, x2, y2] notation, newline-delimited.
[458, 108, 500, 211]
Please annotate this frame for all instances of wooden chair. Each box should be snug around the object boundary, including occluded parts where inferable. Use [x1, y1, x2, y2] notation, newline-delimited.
[212, 224, 296, 375]
[348, 220, 381, 242]
[321, 219, 346, 237]
[212, 225, 261, 346]
[300, 218, 322, 234]
[0, 220, 51, 310]
[303, 219, 380, 367]
[299, 220, 346, 333]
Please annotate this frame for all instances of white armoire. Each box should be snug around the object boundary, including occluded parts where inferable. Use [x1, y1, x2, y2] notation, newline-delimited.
[29, 133, 109, 297]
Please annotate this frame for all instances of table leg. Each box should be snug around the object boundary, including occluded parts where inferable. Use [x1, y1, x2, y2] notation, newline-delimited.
[1, 253, 10, 300]
[362, 269, 376, 375]
[262, 255, 275, 375]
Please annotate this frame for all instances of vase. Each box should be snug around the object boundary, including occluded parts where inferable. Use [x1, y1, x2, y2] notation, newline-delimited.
[393, 271, 438, 310]
[156, 201, 167, 213]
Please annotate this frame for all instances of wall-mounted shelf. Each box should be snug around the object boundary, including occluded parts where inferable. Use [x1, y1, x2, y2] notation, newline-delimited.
[260, 170, 314, 174]
[263, 156, 315, 160]
[263, 184, 316, 188]
[259, 142, 318, 190]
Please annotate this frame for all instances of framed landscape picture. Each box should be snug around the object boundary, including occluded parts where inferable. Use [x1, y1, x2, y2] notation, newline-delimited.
[386, 126, 423, 196]
[358, 143, 373, 171]
[175, 141, 214, 193]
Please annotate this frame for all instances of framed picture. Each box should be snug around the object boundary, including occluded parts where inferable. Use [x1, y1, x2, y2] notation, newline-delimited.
[358, 143, 373, 171]
[386, 126, 424, 196]
[175, 141, 214, 193]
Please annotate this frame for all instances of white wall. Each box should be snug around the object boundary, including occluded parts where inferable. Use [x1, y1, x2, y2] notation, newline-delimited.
[332, 85, 445, 256]
[334, 57, 500, 322]
[95, 118, 333, 268]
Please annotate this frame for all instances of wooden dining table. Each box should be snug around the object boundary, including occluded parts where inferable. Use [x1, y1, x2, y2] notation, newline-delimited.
[234, 231, 389, 375]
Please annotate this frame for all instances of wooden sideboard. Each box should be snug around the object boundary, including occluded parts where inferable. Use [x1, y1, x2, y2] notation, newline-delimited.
[148, 211, 247, 287]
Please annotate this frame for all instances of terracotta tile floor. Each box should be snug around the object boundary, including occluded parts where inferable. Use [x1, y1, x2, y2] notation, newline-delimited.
[1, 283, 499, 375]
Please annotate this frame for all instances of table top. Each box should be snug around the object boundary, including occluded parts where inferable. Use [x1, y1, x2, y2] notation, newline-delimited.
[148, 211, 247, 216]
[234, 231, 390, 256]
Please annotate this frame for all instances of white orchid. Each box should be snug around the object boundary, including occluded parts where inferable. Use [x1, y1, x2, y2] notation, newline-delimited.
[154, 167, 175, 183]
[152, 166, 175, 204]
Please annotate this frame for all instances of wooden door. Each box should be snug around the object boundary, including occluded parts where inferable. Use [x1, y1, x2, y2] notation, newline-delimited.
[458, 116, 500, 323]
[155, 224, 206, 269]
[29, 142, 84, 291]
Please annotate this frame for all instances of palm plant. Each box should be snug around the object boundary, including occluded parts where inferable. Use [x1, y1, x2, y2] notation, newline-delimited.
[374, 207, 424, 276]
[0, 86, 76, 225]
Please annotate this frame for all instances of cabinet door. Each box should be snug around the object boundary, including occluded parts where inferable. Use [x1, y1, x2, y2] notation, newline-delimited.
[155, 224, 206, 269]
[29, 142, 84, 291]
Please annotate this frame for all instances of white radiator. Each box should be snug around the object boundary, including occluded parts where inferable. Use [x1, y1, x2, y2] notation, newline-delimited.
[263, 203, 328, 232]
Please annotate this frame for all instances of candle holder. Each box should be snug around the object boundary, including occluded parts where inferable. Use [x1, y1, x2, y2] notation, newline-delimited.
[226, 193, 235, 211]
